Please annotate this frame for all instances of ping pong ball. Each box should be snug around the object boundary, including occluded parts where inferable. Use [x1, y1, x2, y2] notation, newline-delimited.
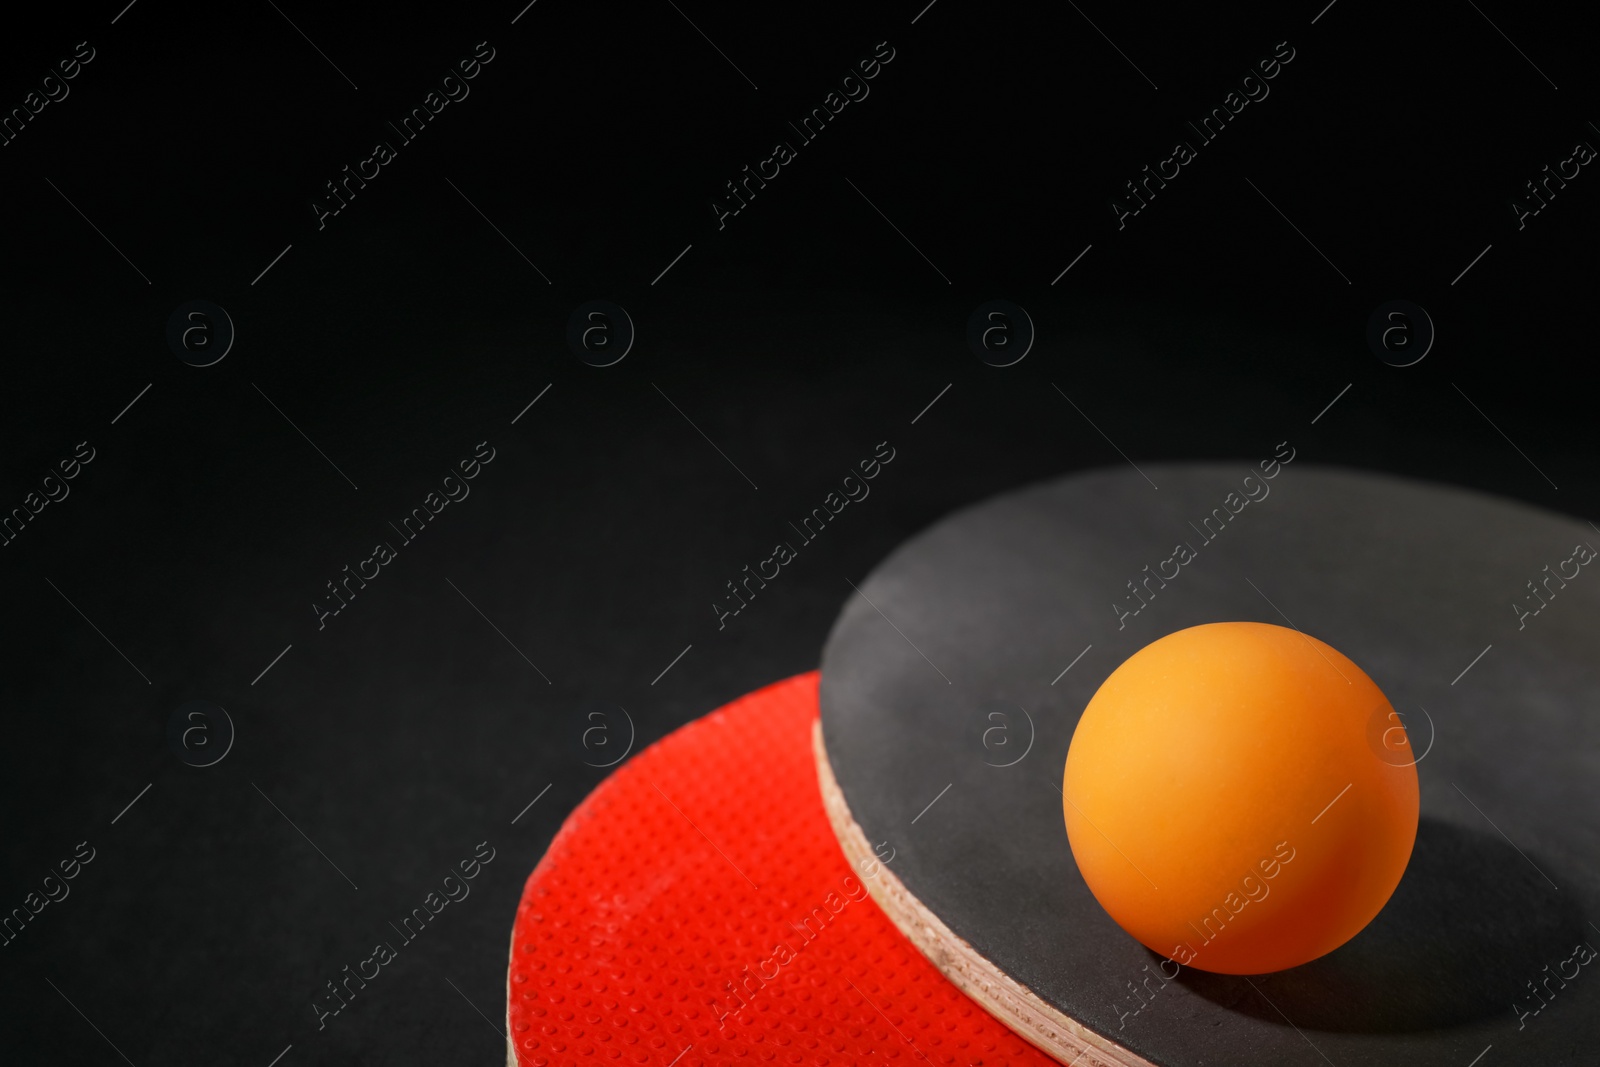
[1062, 621, 1419, 974]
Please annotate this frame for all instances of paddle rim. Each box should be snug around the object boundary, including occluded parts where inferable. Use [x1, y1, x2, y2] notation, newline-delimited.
[813, 717, 1156, 1067]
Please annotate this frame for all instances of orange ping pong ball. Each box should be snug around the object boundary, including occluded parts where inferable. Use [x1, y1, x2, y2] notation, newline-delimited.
[1062, 621, 1419, 974]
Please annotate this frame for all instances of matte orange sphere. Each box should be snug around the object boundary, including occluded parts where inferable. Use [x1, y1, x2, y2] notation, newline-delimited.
[1063, 621, 1419, 974]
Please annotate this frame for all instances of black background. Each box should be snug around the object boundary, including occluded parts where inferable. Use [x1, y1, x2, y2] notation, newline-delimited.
[0, 0, 1593, 1064]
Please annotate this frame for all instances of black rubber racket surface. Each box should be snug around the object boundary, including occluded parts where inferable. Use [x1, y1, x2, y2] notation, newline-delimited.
[819, 463, 1599, 1067]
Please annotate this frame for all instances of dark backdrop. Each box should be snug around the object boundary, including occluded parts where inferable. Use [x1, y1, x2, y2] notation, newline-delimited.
[1, 1, 1593, 1064]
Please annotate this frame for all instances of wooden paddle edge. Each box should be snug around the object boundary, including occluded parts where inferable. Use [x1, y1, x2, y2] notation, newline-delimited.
[813, 719, 1158, 1067]
[506, 911, 518, 1067]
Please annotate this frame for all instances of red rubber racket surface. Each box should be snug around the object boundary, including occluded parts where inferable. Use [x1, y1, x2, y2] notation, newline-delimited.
[505, 672, 1055, 1067]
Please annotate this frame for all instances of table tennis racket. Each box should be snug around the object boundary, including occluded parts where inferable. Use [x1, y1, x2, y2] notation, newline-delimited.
[817, 463, 1600, 1066]
[503, 672, 1060, 1067]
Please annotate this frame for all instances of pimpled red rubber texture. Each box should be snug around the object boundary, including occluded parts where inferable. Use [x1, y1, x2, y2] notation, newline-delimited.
[506, 672, 1055, 1067]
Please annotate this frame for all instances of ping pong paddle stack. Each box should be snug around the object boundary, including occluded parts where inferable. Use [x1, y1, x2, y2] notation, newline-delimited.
[510, 464, 1600, 1067]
